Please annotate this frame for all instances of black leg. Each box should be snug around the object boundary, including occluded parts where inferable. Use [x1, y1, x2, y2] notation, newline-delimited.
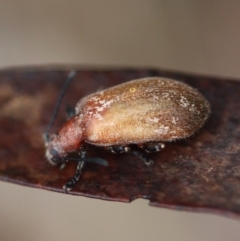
[105, 145, 154, 166]
[63, 146, 86, 192]
[63, 161, 85, 192]
[105, 145, 131, 154]
[138, 142, 165, 153]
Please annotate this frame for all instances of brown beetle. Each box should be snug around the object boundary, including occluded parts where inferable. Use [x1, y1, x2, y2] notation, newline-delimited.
[44, 71, 210, 191]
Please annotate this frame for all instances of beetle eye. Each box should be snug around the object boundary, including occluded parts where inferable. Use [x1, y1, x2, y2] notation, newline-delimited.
[50, 148, 60, 164]
[50, 148, 59, 157]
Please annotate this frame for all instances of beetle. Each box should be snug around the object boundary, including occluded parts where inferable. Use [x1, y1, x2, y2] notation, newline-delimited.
[44, 71, 210, 191]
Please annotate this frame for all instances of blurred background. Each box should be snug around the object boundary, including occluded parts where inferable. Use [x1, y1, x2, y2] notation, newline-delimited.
[0, 1, 240, 241]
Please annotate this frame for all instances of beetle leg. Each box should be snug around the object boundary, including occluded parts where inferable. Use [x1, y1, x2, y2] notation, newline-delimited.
[138, 142, 165, 153]
[105, 145, 154, 166]
[134, 142, 165, 166]
[63, 160, 85, 192]
[105, 145, 131, 154]
[63, 146, 86, 192]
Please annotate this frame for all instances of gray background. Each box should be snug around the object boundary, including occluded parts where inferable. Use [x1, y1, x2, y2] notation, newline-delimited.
[0, 1, 240, 241]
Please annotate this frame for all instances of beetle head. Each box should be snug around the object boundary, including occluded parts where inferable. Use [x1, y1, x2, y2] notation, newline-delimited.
[44, 116, 85, 165]
[44, 133, 65, 166]
[44, 132, 108, 168]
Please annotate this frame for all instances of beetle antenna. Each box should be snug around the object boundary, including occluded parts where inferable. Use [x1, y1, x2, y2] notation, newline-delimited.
[44, 70, 77, 142]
